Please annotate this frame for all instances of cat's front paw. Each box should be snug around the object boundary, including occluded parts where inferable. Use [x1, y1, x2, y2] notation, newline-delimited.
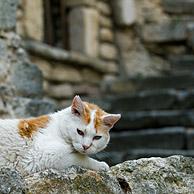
[97, 161, 109, 171]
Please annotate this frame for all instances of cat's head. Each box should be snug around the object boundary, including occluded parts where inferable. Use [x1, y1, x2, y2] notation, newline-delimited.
[67, 95, 121, 155]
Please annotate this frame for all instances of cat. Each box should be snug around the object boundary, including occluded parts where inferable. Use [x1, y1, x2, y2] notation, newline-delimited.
[0, 95, 121, 174]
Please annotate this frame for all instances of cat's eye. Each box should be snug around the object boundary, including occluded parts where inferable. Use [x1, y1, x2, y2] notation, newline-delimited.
[77, 129, 84, 136]
[93, 136, 102, 140]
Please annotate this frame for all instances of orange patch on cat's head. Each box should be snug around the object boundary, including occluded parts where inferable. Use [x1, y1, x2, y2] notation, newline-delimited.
[83, 102, 107, 133]
[83, 105, 91, 124]
[18, 115, 50, 138]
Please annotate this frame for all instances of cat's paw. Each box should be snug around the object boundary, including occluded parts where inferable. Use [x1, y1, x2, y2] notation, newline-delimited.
[97, 161, 109, 171]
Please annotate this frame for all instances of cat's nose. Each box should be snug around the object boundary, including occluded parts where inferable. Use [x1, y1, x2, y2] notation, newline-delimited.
[82, 145, 90, 150]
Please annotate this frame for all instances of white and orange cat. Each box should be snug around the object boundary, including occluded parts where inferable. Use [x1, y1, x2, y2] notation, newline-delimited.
[0, 95, 121, 174]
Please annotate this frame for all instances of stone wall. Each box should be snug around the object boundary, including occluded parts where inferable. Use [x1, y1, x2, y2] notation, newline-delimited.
[17, 0, 119, 107]
[17, 0, 194, 106]
[0, 0, 55, 119]
[17, 0, 44, 41]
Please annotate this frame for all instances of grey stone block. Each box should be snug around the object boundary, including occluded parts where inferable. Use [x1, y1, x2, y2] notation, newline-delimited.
[11, 62, 43, 98]
[0, 168, 25, 194]
[69, 7, 99, 57]
[141, 21, 187, 43]
[107, 89, 194, 112]
[162, 0, 194, 14]
[111, 0, 136, 26]
[169, 55, 194, 73]
[186, 129, 194, 149]
[187, 23, 194, 50]
[108, 127, 185, 151]
[117, 110, 194, 130]
[25, 99, 56, 117]
[0, 0, 19, 29]
[106, 74, 194, 94]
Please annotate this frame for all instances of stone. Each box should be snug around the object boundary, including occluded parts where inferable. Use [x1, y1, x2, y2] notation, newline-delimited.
[65, 0, 96, 7]
[115, 29, 134, 52]
[1, 156, 194, 193]
[69, 7, 99, 57]
[111, 0, 136, 26]
[186, 129, 194, 149]
[81, 69, 102, 84]
[141, 21, 187, 43]
[105, 74, 194, 94]
[169, 55, 194, 73]
[0, 168, 25, 194]
[20, 0, 44, 41]
[25, 167, 124, 194]
[149, 45, 187, 56]
[11, 97, 56, 118]
[0, 100, 7, 114]
[108, 127, 185, 151]
[99, 15, 113, 28]
[0, 38, 9, 61]
[73, 84, 100, 97]
[117, 110, 194, 130]
[124, 49, 155, 77]
[135, 0, 169, 24]
[109, 90, 173, 112]
[25, 40, 113, 74]
[46, 83, 73, 99]
[107, 89, 194, 112]
[115, 35, 169, 77]
[187, 23, 194, 50]
[106, 62, 119, 74]
[0, 64, 9, 83]
[11, 62, 43, 98]
[111, 155, 194, 194]
[49, 65, 82, 83]
[31, 55, 111, 82]
[0, 0, 19, 30]
[162, 0, 194, 14]
[97, 1, 111, 16]
[31, 57, 51, 79]
[99, 28, 114, 42]
[99, 43, 118, 60]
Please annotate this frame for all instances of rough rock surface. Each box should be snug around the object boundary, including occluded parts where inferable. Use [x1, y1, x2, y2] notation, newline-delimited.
[111, 155, 194, 194]
[0, 156, 194, 194]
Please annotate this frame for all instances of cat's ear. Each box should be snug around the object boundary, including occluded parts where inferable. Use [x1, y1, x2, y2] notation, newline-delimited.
[71, 95, 84, 117]
[102, 114, 121, 129]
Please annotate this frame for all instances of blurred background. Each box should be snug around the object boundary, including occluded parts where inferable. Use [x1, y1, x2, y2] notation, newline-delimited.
[1, 0, 194, 165]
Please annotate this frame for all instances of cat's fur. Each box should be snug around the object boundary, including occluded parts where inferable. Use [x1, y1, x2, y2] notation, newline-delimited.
[0, 96, 121, 174]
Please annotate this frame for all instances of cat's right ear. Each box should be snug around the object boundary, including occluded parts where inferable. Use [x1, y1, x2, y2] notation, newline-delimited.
[71, 95, 84, 117]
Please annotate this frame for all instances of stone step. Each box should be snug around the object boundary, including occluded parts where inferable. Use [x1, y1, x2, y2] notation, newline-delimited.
[101, 89, 194, 112]
[108, 127, 185, 151]
[116, 110, 194, 130]
[162, 0, 194, 14]
[168, 55, 194, 73]
[141, 20, 189, 43]
[103, 73, 194, 94]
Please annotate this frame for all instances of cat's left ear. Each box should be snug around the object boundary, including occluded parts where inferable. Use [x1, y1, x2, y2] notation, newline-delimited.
[71, 95, 84, 117]
[102, 114, 121, 129]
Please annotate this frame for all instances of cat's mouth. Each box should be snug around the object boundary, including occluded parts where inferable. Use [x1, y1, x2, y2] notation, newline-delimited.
[72, 144, 90, 155]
